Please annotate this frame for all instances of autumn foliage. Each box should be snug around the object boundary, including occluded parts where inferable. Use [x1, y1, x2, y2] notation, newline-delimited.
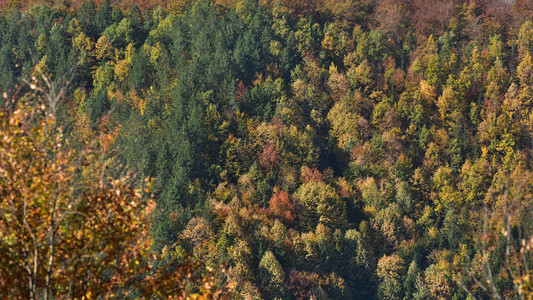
[0, 91, 233, 297]
[2, 0, 533, 298]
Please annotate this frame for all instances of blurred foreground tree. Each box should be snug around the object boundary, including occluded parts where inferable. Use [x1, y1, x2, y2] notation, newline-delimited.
[0, 77, 233, 299]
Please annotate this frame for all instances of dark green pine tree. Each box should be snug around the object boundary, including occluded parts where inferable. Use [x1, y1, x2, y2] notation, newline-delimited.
[94, 0, 114, 35]
[0, 45, 16, 97]
[86, 88, 109, 125]
[232, 0, 272, 83]
[0, 10, 26, 95]
[127, 4, 148, 47]
[47, 22, 78, 80]
[76, 0, 97, 38]
[152, 61, 207, 250]
[15, 12, 34, 71]
[129, 48, 153, 91]
[33, 6, 57, 38]
[279, 31, 300, 80]
[2, 9, 20, 47]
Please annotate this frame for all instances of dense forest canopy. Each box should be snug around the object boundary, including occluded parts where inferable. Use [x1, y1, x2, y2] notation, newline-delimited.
[2, 0, 533, 298]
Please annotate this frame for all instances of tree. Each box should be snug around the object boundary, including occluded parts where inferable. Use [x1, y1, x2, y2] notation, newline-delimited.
[259, 250, 289, 298]
[76, 0, 96, 37]
[269, 190, 297, 222]
[295, 181, 347, 230]
[279, 32, 300, 80]
[374, 0, 409, 45]
[0, 97, 152, 298]
[0, 73, 234, 299]
[377, 254, 405, 300]
[94, 0, 114, 35]
[0, 44, 16, 97]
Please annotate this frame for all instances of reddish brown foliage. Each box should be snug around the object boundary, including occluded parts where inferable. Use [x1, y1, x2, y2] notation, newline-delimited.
[278, 0, 319, 17]
[482, 0, 513, 36]
[513, 0, 533, 22]
[259, 143, 277, 171]
[301, 166, 324, 183]
[409, 0, 456, 38]
[235, 80, 245, 102]
[374, 0, 410, 41]
[288, 270, 316, 300]
[0, 0, 166, 12]
[269, 191, 297, 222]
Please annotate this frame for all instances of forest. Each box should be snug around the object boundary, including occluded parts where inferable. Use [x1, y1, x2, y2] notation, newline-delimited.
[1, 0, 533, 298]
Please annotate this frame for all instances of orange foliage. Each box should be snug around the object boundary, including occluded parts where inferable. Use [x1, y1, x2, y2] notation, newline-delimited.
[0, 87, 233, 298]
[301, 166, 324, 183]
[269, 191, 297, 222]
[259, 143, 277, 171]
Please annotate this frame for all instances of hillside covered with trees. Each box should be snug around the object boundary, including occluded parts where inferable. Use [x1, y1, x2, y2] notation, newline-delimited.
[2, 0, 533, 298]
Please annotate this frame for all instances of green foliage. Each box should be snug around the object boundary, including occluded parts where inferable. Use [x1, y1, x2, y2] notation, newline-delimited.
[2, 0, 533, 298]
[295, 181, 347, 230]
[259, 251, 288, 298]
